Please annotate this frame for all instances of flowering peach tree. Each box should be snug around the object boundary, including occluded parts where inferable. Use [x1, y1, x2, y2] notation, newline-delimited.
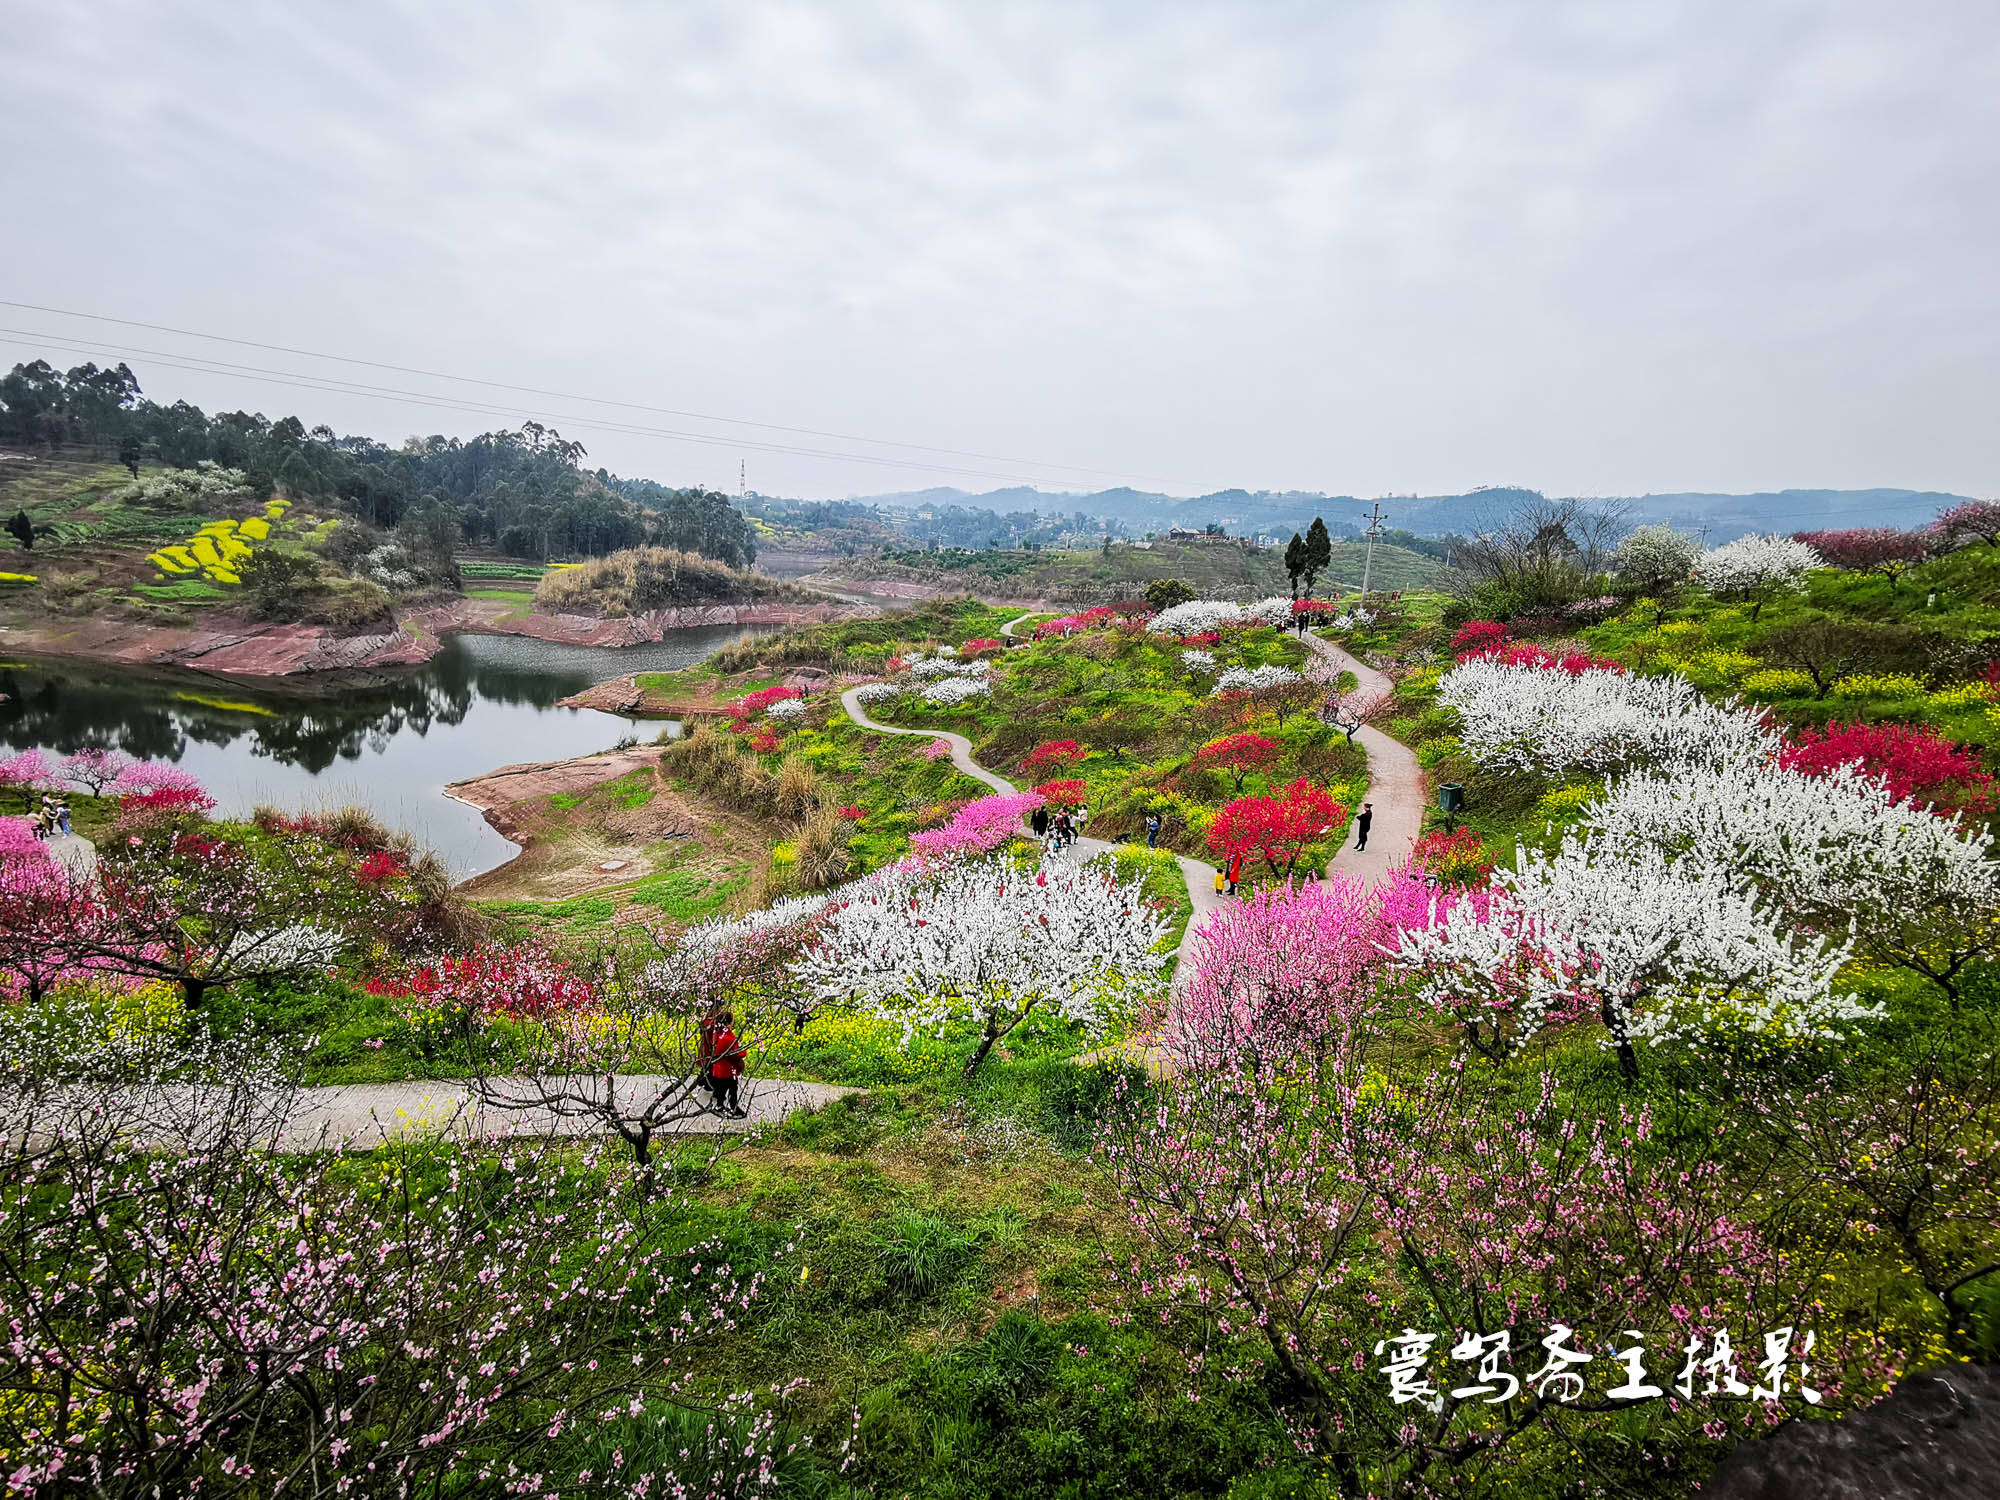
[1393, 833, 1871, 1077]
[791, 856, 1168, 1076]
[0, 1022, 784, 1497]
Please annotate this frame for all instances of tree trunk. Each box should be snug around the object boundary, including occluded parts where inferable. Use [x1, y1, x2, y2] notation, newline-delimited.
[1602, 995, 1640, 1081]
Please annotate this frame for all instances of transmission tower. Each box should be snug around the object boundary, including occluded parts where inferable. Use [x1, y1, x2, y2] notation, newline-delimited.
[1359, 501, 1386, 601]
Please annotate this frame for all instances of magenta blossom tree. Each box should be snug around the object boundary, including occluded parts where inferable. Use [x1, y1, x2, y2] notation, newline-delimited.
[908, 792, 1044, 861]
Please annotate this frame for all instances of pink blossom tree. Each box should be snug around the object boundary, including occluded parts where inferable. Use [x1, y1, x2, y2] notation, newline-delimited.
[1164, 876, 1388, 1068]
[58, 746, 134, 796]
[109, 759, 217, 814]
[0, 1035, 782, 1496]
[1098, 1049, 1855, 1490]
[1932, 498, 2000, 548]
[0, 748, 52, 812]
[1792, 527, 1931, 589]
[908, 791, 1044, 861]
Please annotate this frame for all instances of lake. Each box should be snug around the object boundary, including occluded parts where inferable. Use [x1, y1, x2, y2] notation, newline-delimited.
[0, 628, 759, 876]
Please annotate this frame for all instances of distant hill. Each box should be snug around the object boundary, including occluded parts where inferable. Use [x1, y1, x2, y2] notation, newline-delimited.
[817, 483, 1976, 546]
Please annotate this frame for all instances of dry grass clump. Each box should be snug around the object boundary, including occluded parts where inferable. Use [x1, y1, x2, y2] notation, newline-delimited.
[792, 803, 853, 891]
[534, 547, 813, 617]
[772, 756, 827, 822]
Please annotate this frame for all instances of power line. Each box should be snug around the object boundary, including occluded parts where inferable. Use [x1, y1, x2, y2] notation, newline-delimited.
[0, 298, 1182, 488]
[0, 330, 1134, 491]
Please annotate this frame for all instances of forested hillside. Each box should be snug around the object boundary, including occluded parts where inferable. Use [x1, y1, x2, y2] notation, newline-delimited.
[0, 359, 758, 566]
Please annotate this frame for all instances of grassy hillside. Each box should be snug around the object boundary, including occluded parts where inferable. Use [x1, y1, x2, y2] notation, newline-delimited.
[817, 536, 1442, 602]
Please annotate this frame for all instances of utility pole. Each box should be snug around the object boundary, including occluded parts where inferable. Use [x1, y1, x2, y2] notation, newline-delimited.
[739, 460, 746, 501]
[1359, 501, 1386, 601]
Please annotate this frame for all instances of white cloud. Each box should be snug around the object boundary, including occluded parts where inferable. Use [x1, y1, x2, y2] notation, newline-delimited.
[1, 0, 1994, 499]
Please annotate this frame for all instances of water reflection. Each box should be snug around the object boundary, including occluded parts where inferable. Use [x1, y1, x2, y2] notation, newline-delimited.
[0, 627, 760, 875]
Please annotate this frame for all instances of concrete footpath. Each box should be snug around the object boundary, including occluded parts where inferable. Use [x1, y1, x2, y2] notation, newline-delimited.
[277, 1074, 853, 1149]
[1297, 631, 1424, 883]
[839, 685, 1225, 993]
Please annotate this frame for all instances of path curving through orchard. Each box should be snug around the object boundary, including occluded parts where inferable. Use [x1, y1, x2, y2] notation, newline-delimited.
[997, 612, 1038, 639]
[1296, 631, 1424, 883]
[838, 686, 1225, 993]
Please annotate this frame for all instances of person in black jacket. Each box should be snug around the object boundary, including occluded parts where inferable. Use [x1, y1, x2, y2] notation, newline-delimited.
[1354, 802, 1373, 852]
[1031, 805, 1050, 838]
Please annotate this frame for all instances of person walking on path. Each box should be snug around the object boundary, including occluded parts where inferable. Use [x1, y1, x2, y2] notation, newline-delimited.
[1075, 803, 1090, 839]
[1031, 805, 1050, 840]
[1145, 811, 1162, 848]
[1354, 802, 1373, 853]
[1226, 848, 1245, 896]
[709, 1011, 746, 1118]
[55, 800, 71, 836]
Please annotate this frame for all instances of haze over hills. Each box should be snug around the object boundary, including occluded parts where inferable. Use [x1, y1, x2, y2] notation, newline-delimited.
[820, 484, 1979, 546]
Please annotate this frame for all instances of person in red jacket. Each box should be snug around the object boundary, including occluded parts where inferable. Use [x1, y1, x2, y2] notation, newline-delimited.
[1226, 848, 1246, 896]
[709, 1011, 746, 1118]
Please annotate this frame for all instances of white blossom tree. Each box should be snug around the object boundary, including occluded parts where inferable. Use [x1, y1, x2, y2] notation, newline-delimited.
[1212, 663, 1304, 696]
[1582, 759, 2000, 1003]
[1147, 599, 1251, 636]
[1394, 834, 1870, 1079]
[1611, 524, 1702, 595]
[1693, 534, 1823, 620]
[1436, 658, 1778, 777]
[790, 856, 1170, 1076]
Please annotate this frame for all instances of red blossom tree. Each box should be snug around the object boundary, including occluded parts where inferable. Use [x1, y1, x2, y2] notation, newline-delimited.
[1779, 721, 1995, 817]
[1206, 778, 1344, 878]
[1191, 731, 1282, 791]
[1022, 738, 1087, 774]
[1032, 777, 1087, 810]
[1450, 619, 1509, 658]
[368, 940, 600, 1024]
[1793, 527, 1932, 589]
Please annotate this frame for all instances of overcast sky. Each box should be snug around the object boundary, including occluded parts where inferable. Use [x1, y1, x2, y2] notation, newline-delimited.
[2, 1, 1994, 502]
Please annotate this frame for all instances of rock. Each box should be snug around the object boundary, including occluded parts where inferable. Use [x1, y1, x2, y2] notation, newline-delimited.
[1704, 1364, 2000, 1499]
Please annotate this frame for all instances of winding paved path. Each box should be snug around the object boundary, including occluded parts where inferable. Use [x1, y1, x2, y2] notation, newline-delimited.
[1297, 632, 1424, 882]
[275, 1075, 853, 1150]
[839, 686, 1225, 992]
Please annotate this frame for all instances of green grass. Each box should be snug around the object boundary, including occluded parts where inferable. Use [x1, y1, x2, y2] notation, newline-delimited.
[135, 579, 232, 604]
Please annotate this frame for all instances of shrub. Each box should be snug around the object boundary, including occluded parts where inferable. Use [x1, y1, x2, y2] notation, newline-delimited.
[1928, 682, 1996, 711]
[1410, 826, 1495, 885]
[1830, 672, 1928, 701]
[1741, 667, 1816, 700]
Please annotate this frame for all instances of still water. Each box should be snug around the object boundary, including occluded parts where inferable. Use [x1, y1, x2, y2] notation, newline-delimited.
[0, 629, 756, 876]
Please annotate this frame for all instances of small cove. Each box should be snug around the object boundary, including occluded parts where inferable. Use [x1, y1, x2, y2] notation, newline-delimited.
[0, 627, 763, 876]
